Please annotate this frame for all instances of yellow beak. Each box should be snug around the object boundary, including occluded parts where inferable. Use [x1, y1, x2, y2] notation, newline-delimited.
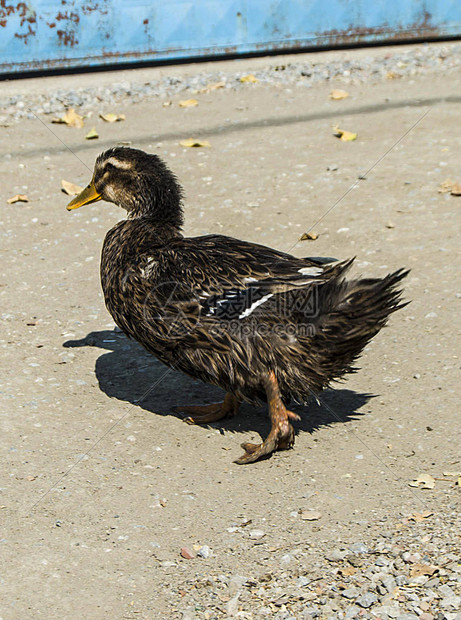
[67, 179, 102, 210]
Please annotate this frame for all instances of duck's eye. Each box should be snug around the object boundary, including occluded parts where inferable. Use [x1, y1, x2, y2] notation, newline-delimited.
[104, 162, 115, 172]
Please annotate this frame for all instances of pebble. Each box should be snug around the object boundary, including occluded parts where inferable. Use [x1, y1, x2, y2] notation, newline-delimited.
[441, 596, 461, 611]
[4, 43, 461, 124]
[297, 576, 310, 587]
[302, 606, 320, 618]
[249, 529, 266, 539]
[280, 553, 295, 567]
[325, 549, 349, 562]
[342, 587, 360, 599]
[197, 545, 211, 559]
[180, 547, 194, 559]
[349, 542, 369, 554]
[344, 606, 361, 619]
[228, 574, 247, 596]
[356, 592, 378, 608]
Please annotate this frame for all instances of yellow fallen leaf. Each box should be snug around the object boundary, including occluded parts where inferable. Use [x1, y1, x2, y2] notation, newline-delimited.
[198, 80, 225, 94]
[178, 99, 198, 108]
[240, 74, 258, 83]
[330, 89, 349, 100]
[179, 138, 211, 148]
[338, 566, 356, 576]
[300, 232, 318, 241]
[333, 126, 357, 142]
[409, 473, 435, 489]
[438, 179, 461, 195]
[438, 179, 454, 193]
[386, 71, 399, 80]
[300, 510, 322, 521]
[61, 179, 84, 196]
[51, 108, 84, 128]
[85, 127, 99, 140]
[162, 101, 172, 107]
[408, 510, 433, 522]
[99, 112, 125, 123]
[7, 194, 28, 204]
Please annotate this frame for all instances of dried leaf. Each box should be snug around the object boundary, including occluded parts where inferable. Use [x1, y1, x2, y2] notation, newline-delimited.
[437, 178, 461, 194]
[162, 101, 172, 107]
[85, 127, 99, 140]
[409, 473, 435, 489]
[61, 179, 84, 196]
[179, 138, 211, 148]
[240, 74, 258, 83]
[443, 471, 461, 486]
[333, 126, 357, 142]
[198, 80, 225, 93]
[300, 232, 319, 241]
[330, 89, 349, 100]
[338, 566, 356, 576]
[300, 510, 322, 521]
[51, 108, 84, 128]
[99, 112, 125, 123]
[408, 510, 433, 522]
[386, 71, 399, 80]
[178, 98, 198, 108]
[7, 194, 28, 204]
[410, 563, 439, 578]
[27, 475, 37, 481]
[438, 178, 454, 193]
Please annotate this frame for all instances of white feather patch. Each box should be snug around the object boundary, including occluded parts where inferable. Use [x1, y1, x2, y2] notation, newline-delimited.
[297, 266, 323, 276]
[140, 257, 157, 278]
[239, 293, 274, 319]
[106, 157, 133, 170]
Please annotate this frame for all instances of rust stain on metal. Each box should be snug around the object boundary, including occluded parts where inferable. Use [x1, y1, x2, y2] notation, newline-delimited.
[82, 2, 108, 15]
[314, 11, 439, 47]
[0, 1, 37, 42]
[55, 8, 80, 47]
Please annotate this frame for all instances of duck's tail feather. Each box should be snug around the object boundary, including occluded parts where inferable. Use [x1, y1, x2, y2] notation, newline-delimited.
[293, 265, 410, 395]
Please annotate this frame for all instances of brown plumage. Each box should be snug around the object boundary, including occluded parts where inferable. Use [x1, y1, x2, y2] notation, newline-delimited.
[67, 146, 409, 464]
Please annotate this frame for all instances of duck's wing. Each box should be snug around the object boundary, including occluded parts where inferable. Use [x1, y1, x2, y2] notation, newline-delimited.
[140, 234, 347, 328]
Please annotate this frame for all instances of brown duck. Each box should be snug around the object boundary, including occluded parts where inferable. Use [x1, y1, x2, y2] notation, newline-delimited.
[67, 147, 408, 464]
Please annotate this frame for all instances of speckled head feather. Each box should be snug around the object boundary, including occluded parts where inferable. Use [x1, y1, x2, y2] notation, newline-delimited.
[93, 147, 184, 227]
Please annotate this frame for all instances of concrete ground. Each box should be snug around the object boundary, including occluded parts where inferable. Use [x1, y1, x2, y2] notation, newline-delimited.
[0, 44, 460, 619]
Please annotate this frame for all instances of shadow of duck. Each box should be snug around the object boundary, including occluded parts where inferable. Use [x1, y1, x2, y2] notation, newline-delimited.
[64, 329, 373, 439]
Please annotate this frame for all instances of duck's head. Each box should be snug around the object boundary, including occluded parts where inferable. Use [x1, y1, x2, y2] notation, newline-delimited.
[67, 147, 184, 228]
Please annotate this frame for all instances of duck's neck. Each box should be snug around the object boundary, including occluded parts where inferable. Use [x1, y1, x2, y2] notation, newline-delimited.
[128, 176, 184, 232]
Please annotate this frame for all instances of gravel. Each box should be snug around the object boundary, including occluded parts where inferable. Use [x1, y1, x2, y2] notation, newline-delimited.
[2, 42, 461, 124]
[165, 510, 461, 618]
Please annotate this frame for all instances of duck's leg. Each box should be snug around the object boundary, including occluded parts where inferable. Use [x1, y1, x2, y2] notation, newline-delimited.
[175, 393, 240, 425]
[235, 371, 300, 465]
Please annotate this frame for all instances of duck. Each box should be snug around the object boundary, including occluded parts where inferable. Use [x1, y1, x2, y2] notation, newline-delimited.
[67, 146, 408, 464]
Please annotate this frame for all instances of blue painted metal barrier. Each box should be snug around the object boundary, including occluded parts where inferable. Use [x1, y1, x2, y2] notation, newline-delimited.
[1, 1, 460, 75]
